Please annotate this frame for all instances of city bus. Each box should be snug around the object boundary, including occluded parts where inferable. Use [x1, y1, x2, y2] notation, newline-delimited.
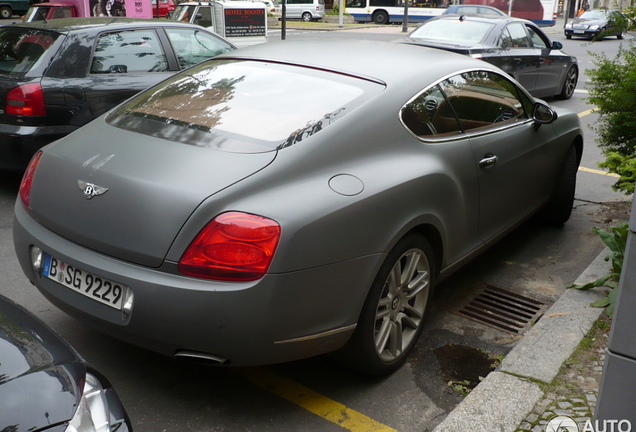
[344, 0, 559, 26]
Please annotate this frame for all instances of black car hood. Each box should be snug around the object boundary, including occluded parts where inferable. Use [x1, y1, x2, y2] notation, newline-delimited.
[571, 17, 607, 25]
[0, 295, 84, 432]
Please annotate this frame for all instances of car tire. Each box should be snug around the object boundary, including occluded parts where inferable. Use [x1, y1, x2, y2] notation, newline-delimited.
[556, 65, 578, 100]
[618, 30, 625, 39]
[373, 10, 389, 24]
[0, 6, 12, 19]
[301, 11, 312, 21]
[565, 34, 572, 39]
[538, 145, 578, 225]
[334, 234, 434, 375]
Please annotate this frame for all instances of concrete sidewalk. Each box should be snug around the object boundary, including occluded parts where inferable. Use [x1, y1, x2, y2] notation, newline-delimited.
[432, 249, 610, 432]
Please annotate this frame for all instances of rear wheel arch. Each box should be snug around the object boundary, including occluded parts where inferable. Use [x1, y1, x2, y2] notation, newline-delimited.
[408, 224, 444, 279]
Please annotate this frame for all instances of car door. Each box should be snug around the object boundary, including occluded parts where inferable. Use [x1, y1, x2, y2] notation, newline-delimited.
[500, 22, 539, 93]
[437, 70, 563, 241]
[525, 23, 564, 97]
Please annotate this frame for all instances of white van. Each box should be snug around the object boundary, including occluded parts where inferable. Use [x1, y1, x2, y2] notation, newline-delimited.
[285, 0, 324, 21]
[171, 0, 268, 47]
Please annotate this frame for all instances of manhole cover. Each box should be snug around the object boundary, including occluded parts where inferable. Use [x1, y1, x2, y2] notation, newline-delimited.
[453, 284, 550, 334]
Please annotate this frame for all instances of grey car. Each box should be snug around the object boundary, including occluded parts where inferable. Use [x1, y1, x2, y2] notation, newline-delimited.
[13, 40, 583, 375]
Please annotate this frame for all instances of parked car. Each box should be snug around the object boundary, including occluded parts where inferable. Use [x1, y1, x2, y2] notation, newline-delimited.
[0, 293, 132, 431]
[285, 0, 323, 21]
[564, 9, 628, 40]
[0, 0, 30, 19]
[443, 4, 507, 17]
[262, 0, 281, 18]
[0, 18, 235, 172]
[405, 15, 578, 100]
[23, 2, 79, 21]
[151, 0, 175, 18]
[14, 40, 582, 376]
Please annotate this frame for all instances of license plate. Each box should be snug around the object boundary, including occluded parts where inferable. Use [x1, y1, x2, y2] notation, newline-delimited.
[574, 30, 585, 34]
[42, 254, 126, 310]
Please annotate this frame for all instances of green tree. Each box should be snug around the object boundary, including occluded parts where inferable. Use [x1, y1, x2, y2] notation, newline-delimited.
[586, 44, 636, 194]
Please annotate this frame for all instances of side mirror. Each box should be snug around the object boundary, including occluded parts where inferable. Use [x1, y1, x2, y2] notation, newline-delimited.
[533, 102, 557, 125]
[551, 41, 563, 50]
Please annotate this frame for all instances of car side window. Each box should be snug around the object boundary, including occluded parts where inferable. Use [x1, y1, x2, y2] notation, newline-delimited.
[499, 27, 513, 48]
[91, 29, 168, 74]
[526, 25, 548, 49]
[440, 71, 528, 133]
[165, 28, 233, 69]
[196, 7, 213, 27]
[401, 85, 463, 138]
[504, 22, 531, 48]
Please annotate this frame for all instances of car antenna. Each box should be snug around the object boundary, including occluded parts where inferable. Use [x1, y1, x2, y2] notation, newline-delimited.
[38, 8, 48, 24]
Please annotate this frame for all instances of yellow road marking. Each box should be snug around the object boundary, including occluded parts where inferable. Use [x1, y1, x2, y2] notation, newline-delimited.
[239, 367, 400, 432]
[579, 166, 620, 178]
[578, 108, 595, 117]
[575, 108, 619, 178]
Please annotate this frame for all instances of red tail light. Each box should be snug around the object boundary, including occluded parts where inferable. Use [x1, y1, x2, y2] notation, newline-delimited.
[20, 150, 43, 208]
[7, 83, 47, 116]
[178, 212, 281, 281]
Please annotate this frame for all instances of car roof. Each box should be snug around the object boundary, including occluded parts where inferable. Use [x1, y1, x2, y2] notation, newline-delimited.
[447, 4, 504, 12]
[428, 14, 532, 25]
[216, 39, 500, 86]
[8, 17, 207, 33]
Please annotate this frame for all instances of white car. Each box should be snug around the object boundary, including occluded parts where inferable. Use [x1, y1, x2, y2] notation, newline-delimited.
[262, 0, 281, 18]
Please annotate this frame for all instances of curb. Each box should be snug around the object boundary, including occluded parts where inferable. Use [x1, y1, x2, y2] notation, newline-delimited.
[432, 248, 611, 432]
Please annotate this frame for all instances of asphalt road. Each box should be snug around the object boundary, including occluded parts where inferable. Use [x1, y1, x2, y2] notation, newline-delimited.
[0, 23, 632, 432]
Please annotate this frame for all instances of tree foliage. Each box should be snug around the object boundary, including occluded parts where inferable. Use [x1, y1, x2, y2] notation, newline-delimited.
[586, 44, 636, 194]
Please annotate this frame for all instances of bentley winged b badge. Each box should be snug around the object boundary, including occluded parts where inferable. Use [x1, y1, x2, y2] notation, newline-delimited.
[78, 180, 109, 200]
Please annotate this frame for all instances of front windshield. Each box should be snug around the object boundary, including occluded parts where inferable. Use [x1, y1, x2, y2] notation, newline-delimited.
[107, 59, 384, 153]
[23, 6, 49, 21]
[579, 10, 608, 19]
[410, 19, 495, 44]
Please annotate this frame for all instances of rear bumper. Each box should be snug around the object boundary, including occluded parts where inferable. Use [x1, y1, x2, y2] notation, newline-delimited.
[14, 202, 382, 366]
[0, 123, 75, 171]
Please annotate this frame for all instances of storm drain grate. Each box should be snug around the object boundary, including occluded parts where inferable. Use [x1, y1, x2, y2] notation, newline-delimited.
[453, 284, 550, 334]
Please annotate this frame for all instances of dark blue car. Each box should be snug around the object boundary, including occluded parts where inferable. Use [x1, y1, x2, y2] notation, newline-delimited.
[0, 294, 132, 431]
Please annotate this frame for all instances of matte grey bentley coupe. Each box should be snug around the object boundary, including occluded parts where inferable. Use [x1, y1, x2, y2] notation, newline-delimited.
[13, 40, 583, 375]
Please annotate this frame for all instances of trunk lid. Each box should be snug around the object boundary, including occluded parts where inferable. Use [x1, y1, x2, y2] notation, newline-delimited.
[29, 120, 277, 267]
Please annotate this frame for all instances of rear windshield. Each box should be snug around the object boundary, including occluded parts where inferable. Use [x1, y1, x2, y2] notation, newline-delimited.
[0, 27, 60, 77]
[410, 20, 495, 44]
[106, 59, 384, 153]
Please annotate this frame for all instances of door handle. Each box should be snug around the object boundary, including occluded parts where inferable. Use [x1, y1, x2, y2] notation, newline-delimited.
[479, 154, 498, 169]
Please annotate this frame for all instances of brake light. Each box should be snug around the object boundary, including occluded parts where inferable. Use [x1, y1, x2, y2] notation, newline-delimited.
[178, 212, 281, 281]
[7, 83, 47, 116]
[20, 150, 43, 208]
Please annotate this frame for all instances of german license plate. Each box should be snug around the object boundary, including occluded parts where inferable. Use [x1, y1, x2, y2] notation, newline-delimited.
[42, 253, 126, 310]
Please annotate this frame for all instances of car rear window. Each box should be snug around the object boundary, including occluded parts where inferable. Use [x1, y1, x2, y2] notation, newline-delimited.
[106, 59, 384, 153]
[0, 27, 60, 77]
[410, 20, 495, 44]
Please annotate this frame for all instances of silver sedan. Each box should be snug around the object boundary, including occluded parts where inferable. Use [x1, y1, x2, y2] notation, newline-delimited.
[13, 40, 582, 375]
